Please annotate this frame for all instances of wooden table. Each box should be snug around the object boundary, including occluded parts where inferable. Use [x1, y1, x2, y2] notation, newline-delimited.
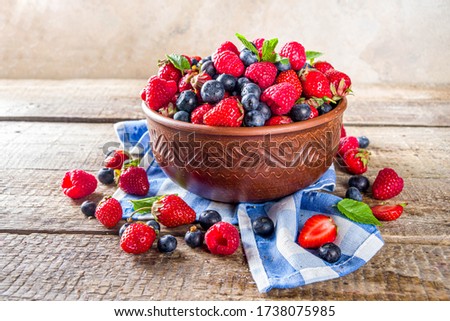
[0, 80, 448, 300]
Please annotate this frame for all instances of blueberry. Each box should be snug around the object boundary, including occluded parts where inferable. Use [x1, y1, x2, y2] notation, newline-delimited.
[184, 226, 204, 248]
[200, 60, 216, 77]
[358, 136, 370, 148]
[176, 90, 197, 113]
[239, 48, 258, 66]
[119, 223, 130, 237]
[97, 167, 115, 185]
[241, 94, 260, 111]
[146, 219, 160, 233]
[203, 55, 212, 61]
[191, 58, 199, 66]
[200, 80, 225, 103]
[348, 175, 370, 192]
[252, 217, 275, 237]
[317, 103, 333, 115]
[255, 102, 271, 120]
[198, 210, 222, 231]
[290, 104, 311, 121]
[302, 62, 313, 70]
[244, 110, 265, 127]
[237, 77, 251, 91]
[345, 187, 363, 201]
[81, 201, 96, 217]
[275, 60, 291, 72]
[241, 83, 261, 99]
[157, 235, 177, 253]
[216, 74, 237, 92]
[318, 243, 341, 263]
[173, 110, 190, 122]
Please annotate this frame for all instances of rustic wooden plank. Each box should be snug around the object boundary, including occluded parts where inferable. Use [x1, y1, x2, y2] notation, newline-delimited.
[0, 233, 447, 300]
[0, 80, 449, 126]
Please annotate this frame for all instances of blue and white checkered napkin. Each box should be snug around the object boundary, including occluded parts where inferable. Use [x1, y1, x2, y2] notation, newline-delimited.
[112, 120, 384, 293]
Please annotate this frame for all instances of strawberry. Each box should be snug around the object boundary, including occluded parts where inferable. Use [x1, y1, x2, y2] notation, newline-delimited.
[178, 70, 196, 92]
[157, 61, 182, 82]
[144, 76, 178, 110]
[279, 41, 306, 71]
[213, 50, 244, 77]
[61, 169, 97, 199]
[337, 136, 359, 157]
[203, 98, 244, 127]
[372, 168, 404, 200]
[371, 203, 406, 221]
[341, 149, 370, 175]
[95, 197, 123, 228]
[104, 149, 129, 170]
[300, 69, 333, 100]
[120, 222, 156, 254]
[265, 115, 293, 126]
[309, 106, 319, 119]
[204, 221, 240, 256]
[152, 194, 196, 227]
[244, 62, 278, 90]
[118, 165, 149, 196]
[191, 103, 213, 124]
[325, 69, 352, 97]
[212, 41, 239, 61]
[275, 70, 303, 96]
[261, 83, 300, 115]
[313, 61, 334, 74]
[340, 125, 347, 138]
[297, 214, 337, 249]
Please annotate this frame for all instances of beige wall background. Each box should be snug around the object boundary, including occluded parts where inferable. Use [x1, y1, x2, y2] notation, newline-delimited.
[1, 0, 450, 84]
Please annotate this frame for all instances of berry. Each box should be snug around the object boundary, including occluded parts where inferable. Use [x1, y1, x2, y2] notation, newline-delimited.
[372, 168, 404, 200]
[244, 110, 265, 127]
[239, 48, 258, 66]
[341, 125, 347, 138]
[104, 150, 129, 170]
[241, 94, 260, 111]
[256, 102, 271, 120]
[191, 103, 213, 124]
[200, 80, 225, 104]
[317, 103, 333, 115]
[178, 70, 195, 92]
[216, 74, 237, 92]
[95, 197, 122, 228]
[144, 76, 178, 110]
[200, 60, 216, 77]
[237, 77, 251, 91]
[81, 200, 96, 217]
[198, 210, 222, 231]
[275, 70, 302, 96]
[119, 223, 130, 237]
[173, 110, 190, 122]
[313, 61, 334, 75]
[184, 225, 204, 248]
[157, 62, 182, 82]
[309, 106, 319, 119]
[348, 175, 370, 192]
[358, 136, 370, 148]
[342, 149, 370, 175]
[318, 243, 341, 263]
[253, 38, 265, 50]
[300, 69, 332, 99]
[275, 60, 291, 72]
[118, 166, 149, 196]
[261, 83, 300, 115]
[297, 214, 337, 249]
[371, 203, 406, 221]
[213, 41, 239, 59]
[203, 98, 244, 127]
[120, 222, 156, 254]
[241, 83, 261, 99]
[252, 217, 275, 237]
[176, 90, 197, 113]
[345, 187, 363, 201]
[152, 194, 196, 228]
[325, 69, 352, 97]
[157, 235, 177, 253]
[204, 222, 240, 256]
[279, 41, 306, 71]
[245, 62, 278, 90]
[290, 104, 311, 121]
[338, 136, 359, 157]
[146, 219, 161, 233]
[97, 167, 115, 185]
[265, 115, 293, 126]
[61, 169, 97, 199]
[213, 50, 245, 77]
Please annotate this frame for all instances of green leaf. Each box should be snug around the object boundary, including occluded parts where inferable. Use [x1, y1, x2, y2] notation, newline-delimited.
[261, 38, 279, 62]
[337, 199, 382, 226]
[305, 50, 323, 61]
[166, 54, 191, 75]
[235, 33, 260, 60]
[129, 196, 161, 214]
[274, 53, 289, 64]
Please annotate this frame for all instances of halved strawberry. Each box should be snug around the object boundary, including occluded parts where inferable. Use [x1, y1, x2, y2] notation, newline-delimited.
[297, 214, 337, 249]
[371, 203, 406, 221]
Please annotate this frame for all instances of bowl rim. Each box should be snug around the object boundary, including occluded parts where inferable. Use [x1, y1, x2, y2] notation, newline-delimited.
[142, 97, 347, 136]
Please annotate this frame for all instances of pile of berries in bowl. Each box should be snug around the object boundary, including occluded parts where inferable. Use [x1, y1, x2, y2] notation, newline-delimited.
[140, 34, 353, 203]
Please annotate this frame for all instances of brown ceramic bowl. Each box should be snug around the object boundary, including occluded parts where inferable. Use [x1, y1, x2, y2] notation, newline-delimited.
[142, 98, 346, 203]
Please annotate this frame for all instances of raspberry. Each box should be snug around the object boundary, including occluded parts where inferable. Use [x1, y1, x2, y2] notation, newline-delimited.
[204, 222, 240, 256]
[61, 169, 97, 199]
[279, 41, 306, 71]
[372, 168, 404, 200]
[261, 83, 300, 115]
[244, 62, 277, 90]
[213, 50, 245, 77]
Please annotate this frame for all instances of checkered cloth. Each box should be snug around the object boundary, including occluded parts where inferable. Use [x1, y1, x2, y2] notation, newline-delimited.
[113, 120, 384, 293]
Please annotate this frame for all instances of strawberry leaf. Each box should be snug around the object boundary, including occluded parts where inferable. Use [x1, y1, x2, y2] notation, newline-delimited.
[261, 38, 279, 62]
[337, 199, 382, 226]
[305, 50, 323, 64]
[235, 33, 260, 61]
[166, 54, 190, 75]
[130, 196, 161, 214]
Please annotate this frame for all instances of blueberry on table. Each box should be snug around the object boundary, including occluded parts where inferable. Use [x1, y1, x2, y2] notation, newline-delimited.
[290, 104, 311, 121]
[358, 136, 370, 148]
[173, 110, 190, 122]
[200, 80, 225, 103]
[216, 74, 237, 92]
[198, 210, 222, 231]
[119, 223, 130, 237]
[239, 48, 258, 66]
[146, 219, 161, 233]
[241, 94, 260, 111]
[184, 225, 204, 248]
[157, 235, 177, 253]
[81, 200, 97, 217]
[318, 243, 341, 263]
[241, 83, 261, 99]
[176, 90, 197, 113]
[345, 187, 363, 201]
[252, 216, 275, 237]
[244, 110, 265, 127]
[97, 167, 115, 185]
[348, 175, 370, 192]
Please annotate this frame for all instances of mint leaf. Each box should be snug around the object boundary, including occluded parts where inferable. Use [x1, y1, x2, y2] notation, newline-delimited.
[337, 199, 382, 226]
[305, 50, 323, 64]
[130, 196, 160, 214]
[235, 33, 260, 60]
[166, 54, 190, 75]
[275, 53, 289, 64]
